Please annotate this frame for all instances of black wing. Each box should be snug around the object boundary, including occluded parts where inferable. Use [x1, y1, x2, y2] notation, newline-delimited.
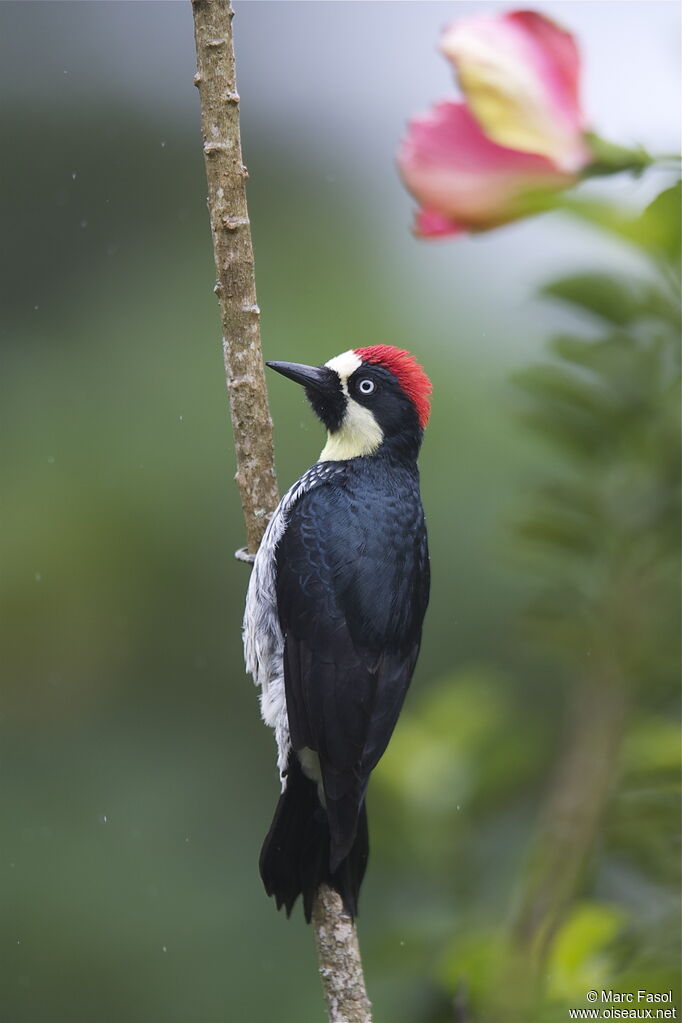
[275, 466, 429, 866]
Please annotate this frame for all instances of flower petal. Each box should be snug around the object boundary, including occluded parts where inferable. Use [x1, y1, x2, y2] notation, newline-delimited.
[414, 208, 464, 238]
[398, 101, 575, 235]
[441, 9, 590, 172]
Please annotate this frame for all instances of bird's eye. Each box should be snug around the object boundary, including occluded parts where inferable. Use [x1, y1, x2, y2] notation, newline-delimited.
[358, 378, 375, 395]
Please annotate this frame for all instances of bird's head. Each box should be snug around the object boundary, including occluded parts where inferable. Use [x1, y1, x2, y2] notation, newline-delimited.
[267, 345, 431, 462]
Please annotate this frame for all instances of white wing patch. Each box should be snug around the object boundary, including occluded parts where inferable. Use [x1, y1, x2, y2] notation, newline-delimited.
[242, 462, 344, 788]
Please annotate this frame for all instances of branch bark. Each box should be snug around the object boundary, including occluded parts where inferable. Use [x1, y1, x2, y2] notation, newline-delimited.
[190, 2, 372, 1018]
[191, 0, 277, 555]
[312, 886, 373, 1023]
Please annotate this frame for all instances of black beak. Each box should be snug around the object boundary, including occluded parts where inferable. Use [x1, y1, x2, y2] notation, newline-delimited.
[266, 361, 331, 393]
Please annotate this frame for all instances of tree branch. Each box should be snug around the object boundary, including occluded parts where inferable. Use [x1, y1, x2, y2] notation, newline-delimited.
[312, 886, 373, 1023]
[190, 2, 372, 1018]
[191, 0, 278, 555]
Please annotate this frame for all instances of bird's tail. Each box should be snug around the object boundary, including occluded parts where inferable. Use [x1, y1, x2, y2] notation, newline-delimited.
[259, 755, 368, 922]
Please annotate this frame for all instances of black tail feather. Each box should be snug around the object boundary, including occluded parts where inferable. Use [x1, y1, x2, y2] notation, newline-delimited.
[259, 756, 369, 922]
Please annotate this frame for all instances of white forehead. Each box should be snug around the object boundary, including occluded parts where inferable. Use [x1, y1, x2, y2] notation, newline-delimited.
[324, 349, 361, 383]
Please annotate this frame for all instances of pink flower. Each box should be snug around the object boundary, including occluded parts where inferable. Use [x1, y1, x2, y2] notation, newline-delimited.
[397, 9, 598, 238]
[398, 101, 576, 238]
[440, 10, 590, 173]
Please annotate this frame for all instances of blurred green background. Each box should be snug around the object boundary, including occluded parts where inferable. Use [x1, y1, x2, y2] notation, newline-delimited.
[1, 3, 679, 1021]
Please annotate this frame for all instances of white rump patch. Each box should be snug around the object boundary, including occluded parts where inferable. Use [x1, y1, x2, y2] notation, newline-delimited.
[298, 746, 326, 805]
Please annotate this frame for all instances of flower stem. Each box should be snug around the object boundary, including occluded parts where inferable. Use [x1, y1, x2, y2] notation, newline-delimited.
[583, 131, 653, 178]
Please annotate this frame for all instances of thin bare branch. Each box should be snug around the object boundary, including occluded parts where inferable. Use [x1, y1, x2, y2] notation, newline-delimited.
[312, 886, 373, 1023]
[191, 0, 278, 554]
[190, 2, 372, 1017]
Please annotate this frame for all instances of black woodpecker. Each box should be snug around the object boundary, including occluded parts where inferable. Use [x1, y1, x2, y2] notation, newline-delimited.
[243, 344, 431, 920]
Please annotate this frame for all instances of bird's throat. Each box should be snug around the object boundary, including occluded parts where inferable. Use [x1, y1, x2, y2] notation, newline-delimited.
[318, 399, 384, 461]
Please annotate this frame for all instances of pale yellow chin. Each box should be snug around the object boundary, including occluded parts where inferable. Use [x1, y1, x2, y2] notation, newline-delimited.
[318, 398, 383, 462]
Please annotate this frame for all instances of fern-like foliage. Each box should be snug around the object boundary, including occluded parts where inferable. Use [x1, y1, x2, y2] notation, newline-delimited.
[501, 183, 682, 1023]
[515, 184, 680, 691]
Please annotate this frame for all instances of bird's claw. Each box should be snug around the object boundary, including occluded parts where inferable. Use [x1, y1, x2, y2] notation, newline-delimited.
[235, 546, 256, 564]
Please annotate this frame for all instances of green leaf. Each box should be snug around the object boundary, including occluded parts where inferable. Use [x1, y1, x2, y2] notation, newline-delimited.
[623, 715, 682, 774]
[514, 364, 620, 427]
[518, 479, 606, 559]
[536, 479, 605, 524]
[542, 274, 680, 328]
[640, 182, 682, 261]
[542, 274, 638, 325]
[519, 408, 602, 460]
[518, 513, 597, 557]
[557, 182, 681, 261]
[547, 902, 628, 1002]
[550, 333, 635, 368]
[549, 334, 662, 413]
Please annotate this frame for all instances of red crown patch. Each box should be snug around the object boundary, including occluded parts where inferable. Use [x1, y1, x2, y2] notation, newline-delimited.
[354, 345, 431, 428]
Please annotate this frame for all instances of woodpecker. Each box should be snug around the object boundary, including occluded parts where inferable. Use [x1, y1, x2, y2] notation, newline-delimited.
[243, 344, 431, 920]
